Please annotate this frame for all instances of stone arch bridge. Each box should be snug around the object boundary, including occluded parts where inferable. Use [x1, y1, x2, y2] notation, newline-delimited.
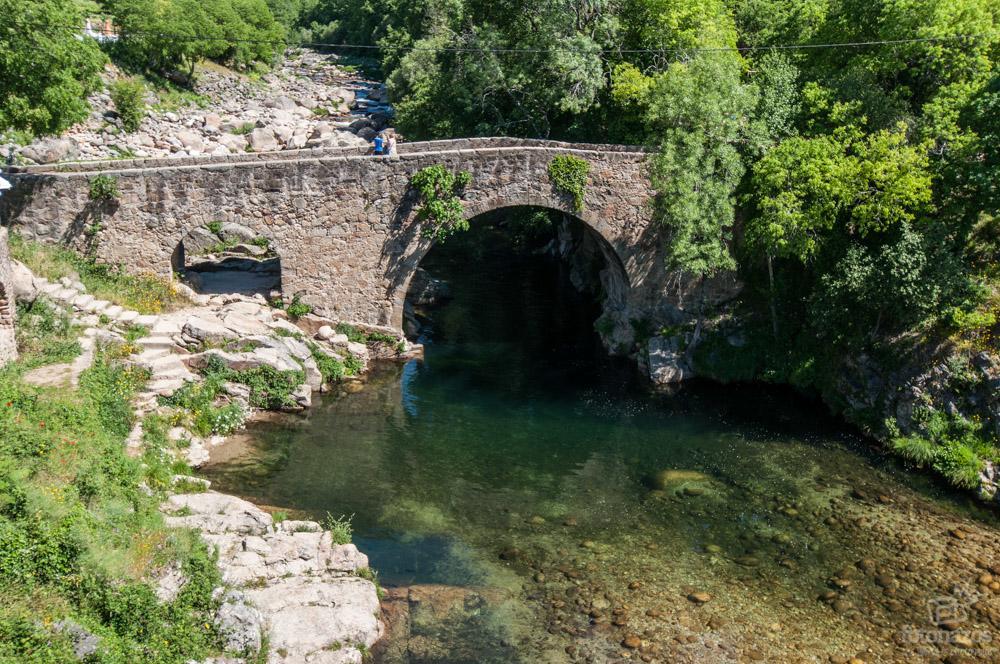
[0, 138, 729, 338]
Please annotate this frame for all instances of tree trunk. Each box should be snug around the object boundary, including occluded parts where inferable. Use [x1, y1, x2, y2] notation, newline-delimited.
[767, 254, 778, 340]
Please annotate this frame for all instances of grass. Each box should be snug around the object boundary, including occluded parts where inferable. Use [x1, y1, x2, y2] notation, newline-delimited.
[0, 315, 226, 661]
[14, 299, 81, 369]
[10, 233, 186, 314]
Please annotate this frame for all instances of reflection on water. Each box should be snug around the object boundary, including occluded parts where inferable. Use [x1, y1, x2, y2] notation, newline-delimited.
[203, 219, 1000, 663]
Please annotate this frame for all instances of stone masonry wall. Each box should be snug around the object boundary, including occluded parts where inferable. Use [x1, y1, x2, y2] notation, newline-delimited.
[0, 139, 739, 336]
[0, 227, 17, 366]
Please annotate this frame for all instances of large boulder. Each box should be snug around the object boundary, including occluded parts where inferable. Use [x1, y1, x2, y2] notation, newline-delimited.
[20, 138, 78, 164]
[182, 316, 239, 345]
[175, 129, 205, 154]
[647, 335, 693, 384]
[248, 128, 279, 152]
[10, 260, 42, 301]
[183, 227, 223, 256]
[265, 95, 298, 111]
[245, 576, 382, 663]
[218, 222, 257, 244]
[217, 133, 248, 153]
[162, 492, 273, 535]
[187, 347, 301, 374]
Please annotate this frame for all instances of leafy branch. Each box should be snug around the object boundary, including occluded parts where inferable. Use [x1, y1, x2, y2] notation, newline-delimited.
[548, 155, 590, 212]
[410, 165, 472, 241]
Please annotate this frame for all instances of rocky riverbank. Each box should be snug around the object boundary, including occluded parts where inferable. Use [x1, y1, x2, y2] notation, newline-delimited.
[10, 259, 409, 663]
[7, 49, 393, 165]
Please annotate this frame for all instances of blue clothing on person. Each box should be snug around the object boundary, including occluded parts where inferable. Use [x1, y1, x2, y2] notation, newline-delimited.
[373, 136, 385, 154]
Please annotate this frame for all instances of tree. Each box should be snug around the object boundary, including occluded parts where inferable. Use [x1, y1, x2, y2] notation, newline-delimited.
[645, 53, 756, 276]
[0, 0, 106, 136]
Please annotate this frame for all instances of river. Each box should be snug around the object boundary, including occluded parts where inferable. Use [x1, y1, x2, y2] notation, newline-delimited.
[202, 213, 1000, 663]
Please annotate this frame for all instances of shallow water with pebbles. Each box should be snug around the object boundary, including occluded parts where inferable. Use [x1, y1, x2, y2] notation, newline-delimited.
[202, 223, 1000, 664]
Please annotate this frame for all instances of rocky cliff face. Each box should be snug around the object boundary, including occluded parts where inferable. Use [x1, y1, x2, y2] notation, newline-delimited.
[659, 308, 1000, 504]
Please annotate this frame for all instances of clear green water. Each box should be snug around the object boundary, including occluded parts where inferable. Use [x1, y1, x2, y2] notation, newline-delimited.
[203, 220, 1000, 663]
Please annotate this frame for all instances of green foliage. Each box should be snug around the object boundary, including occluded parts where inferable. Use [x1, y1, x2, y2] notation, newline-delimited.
[206, 221, 224, 235]
[410, 166, 472, 241]
[548, 155, 590, 212]
[105, 0, 286, 80]
[334, 323, 403, 354]
[647, 54, 754, 276]
[201, 355, 304, 410]
[308, 342, 345, 384]
[0, 0, 106, 136]
[323, 513, 353, 545]
[160, 377, 247, 437]
[79, 346, 151, 439]
[889, 410, 995, 490]
[0, 349, 224, 662]
[231, 122, 257, 135]
[285, 295, 313, 319]
[110, 79, 147, 133]
[89, 175, 120, 201]
[14, 299, 82, 368]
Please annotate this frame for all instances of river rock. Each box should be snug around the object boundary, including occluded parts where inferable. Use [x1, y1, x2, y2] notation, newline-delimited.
[175, 129, 205, 154]
[20, 138, 78, 164]
[248, 127, 279, 152]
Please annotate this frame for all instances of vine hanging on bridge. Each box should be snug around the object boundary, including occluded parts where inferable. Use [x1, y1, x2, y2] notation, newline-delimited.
[548, 155, 590, 212]
[410, 165, 473, 242]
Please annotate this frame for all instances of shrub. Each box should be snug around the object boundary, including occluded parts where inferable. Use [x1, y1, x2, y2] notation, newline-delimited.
[410, 165, 472, 241]
[890, 409, 995, 490]
[324, 513, 353, 544]
[548, 155, 590, 212]
[309, 343, 345, 384]
[933, 441, 983, 489]
[110, 79, 147, 133]
[89, 175, 120, 201]
[285, 296, 313, 320]
[0, 349, 225, 662]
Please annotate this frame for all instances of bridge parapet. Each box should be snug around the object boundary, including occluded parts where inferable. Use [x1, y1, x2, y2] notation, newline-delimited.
[1, 138, 647, 175]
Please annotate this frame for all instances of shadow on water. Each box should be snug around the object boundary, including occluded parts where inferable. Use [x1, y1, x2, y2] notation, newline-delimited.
[202, 212, 1000, 663]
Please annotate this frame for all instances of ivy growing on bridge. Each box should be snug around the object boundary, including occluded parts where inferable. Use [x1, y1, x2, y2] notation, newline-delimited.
[410, 165, 473, 242]
[548, 155, 590, 212]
